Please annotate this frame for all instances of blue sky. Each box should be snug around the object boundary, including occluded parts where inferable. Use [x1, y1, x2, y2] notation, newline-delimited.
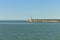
[0, 0, 60, 20]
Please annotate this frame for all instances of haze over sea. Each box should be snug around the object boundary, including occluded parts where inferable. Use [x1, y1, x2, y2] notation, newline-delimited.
[0, 21, 60, 40]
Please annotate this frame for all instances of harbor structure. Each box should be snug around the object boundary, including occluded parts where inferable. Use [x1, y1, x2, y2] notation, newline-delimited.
[26, 18, 60, 22]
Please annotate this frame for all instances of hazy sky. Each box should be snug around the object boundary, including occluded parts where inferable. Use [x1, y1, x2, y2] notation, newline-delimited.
[0, 0, 60, 20]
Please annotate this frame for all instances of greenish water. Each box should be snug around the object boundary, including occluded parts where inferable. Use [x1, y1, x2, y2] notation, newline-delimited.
[0, 21, 60, 40]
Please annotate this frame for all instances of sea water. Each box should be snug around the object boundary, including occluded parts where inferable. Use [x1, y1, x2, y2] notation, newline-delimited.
[0, 21, 60, 40]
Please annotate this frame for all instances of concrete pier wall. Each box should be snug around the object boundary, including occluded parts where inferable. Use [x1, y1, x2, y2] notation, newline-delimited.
[26, 19, 60, 22]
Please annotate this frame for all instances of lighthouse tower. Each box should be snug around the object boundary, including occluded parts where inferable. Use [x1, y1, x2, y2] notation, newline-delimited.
[28, 17, 32, 22]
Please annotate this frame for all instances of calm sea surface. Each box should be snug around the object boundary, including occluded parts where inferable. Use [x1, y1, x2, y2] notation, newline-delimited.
[0, 21, 60, 40]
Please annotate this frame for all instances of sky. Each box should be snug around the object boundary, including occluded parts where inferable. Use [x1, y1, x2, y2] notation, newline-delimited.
[0, 0, 60, 20]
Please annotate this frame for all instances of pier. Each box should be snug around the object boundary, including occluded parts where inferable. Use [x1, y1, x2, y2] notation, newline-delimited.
[26, 18, 60, 22]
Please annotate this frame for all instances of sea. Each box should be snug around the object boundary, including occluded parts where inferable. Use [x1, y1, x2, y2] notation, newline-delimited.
[0, 21, 60, 40]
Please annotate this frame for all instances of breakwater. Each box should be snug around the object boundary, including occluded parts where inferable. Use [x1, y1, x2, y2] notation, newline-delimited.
[26, 19, 60, 22]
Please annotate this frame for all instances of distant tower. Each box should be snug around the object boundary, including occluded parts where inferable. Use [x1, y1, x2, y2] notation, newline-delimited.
[29, 17, 32, 22]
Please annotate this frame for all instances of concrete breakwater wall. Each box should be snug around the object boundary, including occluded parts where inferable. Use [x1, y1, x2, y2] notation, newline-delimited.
[26, 19, 60, 22]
